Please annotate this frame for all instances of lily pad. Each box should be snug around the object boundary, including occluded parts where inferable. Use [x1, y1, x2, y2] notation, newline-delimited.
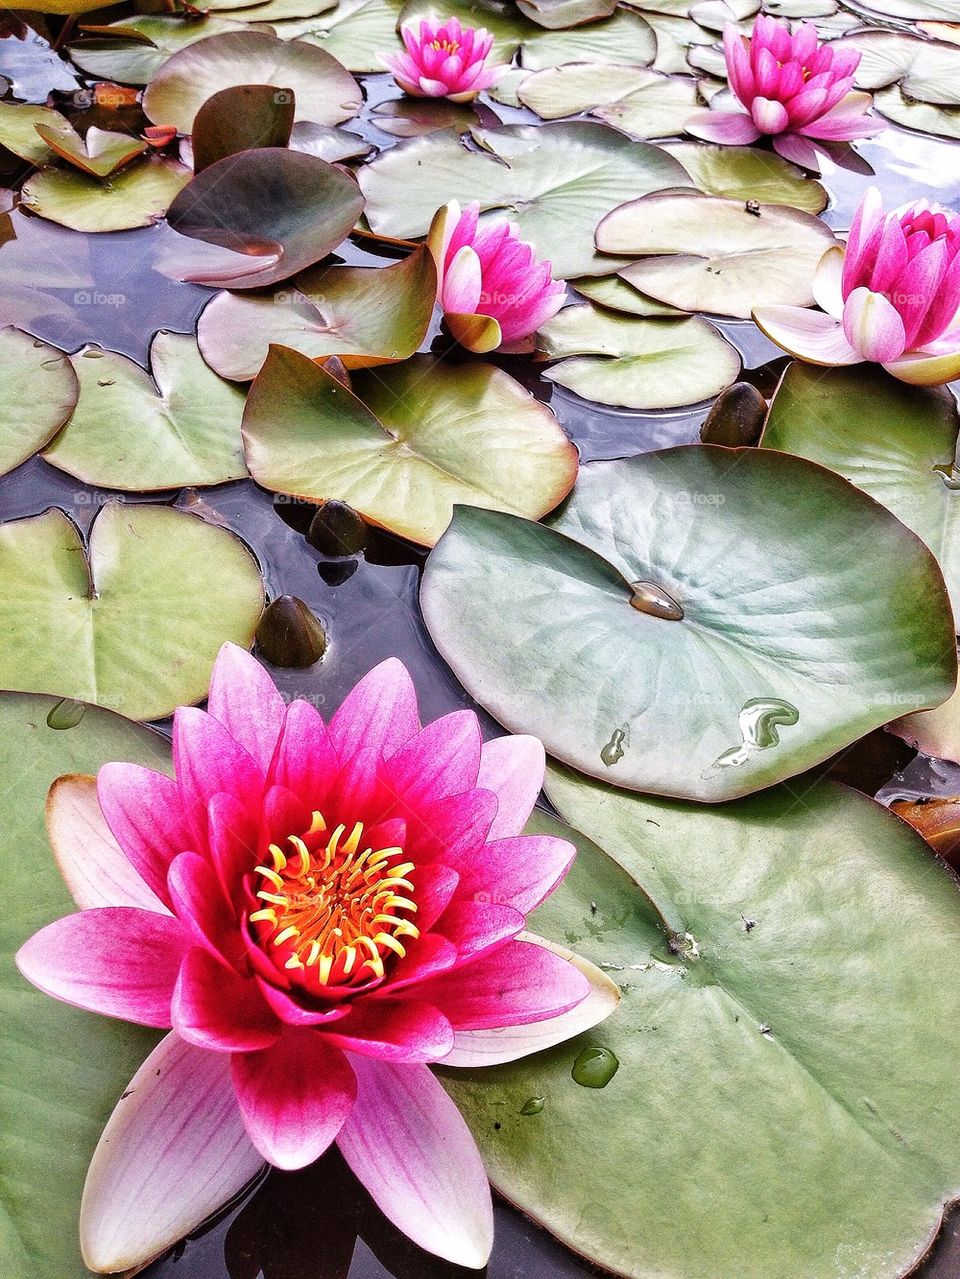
[68, 17, 249, 87]
[192, 84, 294, 172]
[275, 0, 404, 72]
[537, 304, 740, 408]
[42, 332, 248, 490]
[520, 6, 656, 68]
[591, 75, 702, 140]
[0, 693, 169, 1279]
[163, 149, 365, 290]
[288, 122, 372, 160]
[0, 102, 69, 164]
[420, 447, 955, 801]
[517, 63, 696, 135]
[853, 30, 960, 108]
[663, 141, 828, 213]
[854, 0, 960, 19]
[644, 12, 715, 75]
[598, 192, 837, 318]
[889, 676, 960, 765]
[0, 329, 78, 478]
[371, 98, 481, 139]
[516, 0, 616, 29]
[762, 362, 960, 618]
[242, 347, 578, 546]
[20, 156, 191, 233]
[873, 86, 960, 141]
[141, 32, 361, 133]
[33, 121, 147, 178]
[197, 246, 436, 380]
[569, 274, 683, 316]
[444, 772, 960, 1279]
[358, 121, 692, 279]
[0, 504, 264, 720]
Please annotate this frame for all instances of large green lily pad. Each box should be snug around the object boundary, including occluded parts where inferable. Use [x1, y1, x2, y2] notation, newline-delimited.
[68, 16, 249, 86]
[197, 246, 436, 380]
[873, 86, 960, 141]
[853, 30, 960, 107]
[0, 504, 264, 720]
[0, 329, 78, 478]
[569, 274, 683, 317]
[20, 157, 190, 233]
[0, 102, 69, 165]
[516, 0, 616, 29]
[33, 122, 147, 178]
[664, 141, 828, 213]
[358, 121, 692, 279]
[516, 63, 699, 139]
[242, 347, 578, 546]
[537, 304, 740, 408]
[420, 447, 956, 801]
[599, 192, 837, 318]
[591, 74, 702, 140]
[141, 31, 361, 132]
[444, 772, 960, 1279]
[275, 0, 404, 72]
[762, 362, 960, 620]
[42, 332, 248, 490]
[0, 693, 168, 1279]
[854, 0, 960, 19]
[191, 84, 294, 172]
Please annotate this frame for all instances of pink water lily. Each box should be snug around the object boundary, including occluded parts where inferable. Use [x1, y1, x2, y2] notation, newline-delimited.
[17, 645, 617, 1272]
[685, 16, 884, 170]
[381, 16, 506, 102]
[754, 187, 960, 386]
[428, 200, 566, 353]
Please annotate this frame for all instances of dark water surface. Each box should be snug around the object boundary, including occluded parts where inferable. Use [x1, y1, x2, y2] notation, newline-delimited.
[4, 21, 960, 1279]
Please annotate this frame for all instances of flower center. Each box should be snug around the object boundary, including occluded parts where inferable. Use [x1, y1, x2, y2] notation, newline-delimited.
[430, 37, 460, 53]
[249, 812, 419, 990]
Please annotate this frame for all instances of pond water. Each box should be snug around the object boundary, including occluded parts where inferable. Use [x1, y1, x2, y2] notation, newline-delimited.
[4, 9, 960, 1279]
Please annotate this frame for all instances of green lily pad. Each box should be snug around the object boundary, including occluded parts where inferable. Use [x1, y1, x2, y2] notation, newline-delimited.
[762, 362, 960, 618]
[591, 74, 702, 140]
[663, 141, 828, 213]
[873, 86, 960, 141]
[516, 63, 695, 132]
[444, 772, 960, 1279]
[163, 149, 365, 290]
[854, 0, 960, 19]
[141, 32, 361, 133]
[242, 347, 578, 546]
[41, 332, 248, 491]
[0, 693, 168, 1279]
[599, 192, 837, 318]
[0, 329, 78, 478]
[569, 274, 683, 316]
[420, 447, 955, 801]
[371, 99, 481, 139]
[288, 122, 372, 160]
[197, 246, 437, 380]
[68, 16, 249, 87]
[20, 156, 191, 233]
[0, 504, 264, 720]
[34, 121, 147, 178]
[644, 11, 715, 75]
[516, 0, 616, 29]
[520, 6, 656, 68]
[192, 84, 294, 172]
[358, 121, 692, 279]
[214, 0, 336, 20]
[854, 30, 960, 107]
[275, 0, 404, 72]
[537, 303, 740, 408]
[888, 675, 960, 764]
[0, 102, 69, 165]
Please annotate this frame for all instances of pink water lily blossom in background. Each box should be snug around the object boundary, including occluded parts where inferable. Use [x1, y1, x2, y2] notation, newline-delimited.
[381, 16, 506, 102]
[428, 199, 567, 353]
[685, 16, 884, 171]
[754, 187, 960, 386]
[17, 645, 617, 1273]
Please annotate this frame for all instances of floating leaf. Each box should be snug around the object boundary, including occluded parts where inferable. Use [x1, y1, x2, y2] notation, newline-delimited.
[0, 504, 264, 720]
[69, 16, 248, 86]
[0, 102, 69, 165]
[0, 329, 78, 478]
[192, 84, 295, 172]
[516, 0, 616, 30]
[242, 347, 578, 546]
[288, 121, 372, 160]
[873, 86, 960, 141]
[663, 141, 828, 213]
[142, 32, 361, 133]
[889, 676, 960, 766]
[15, 0, 110, 14]
[214, 0, 337, 19]
[644, 11, 714, 75]
[598, 192, 836, 318]
[275, 0, 404, 72]
[591, 75, 702, 140]
[517, 63, 696, 136]
[762, 362, 960, 616]
[0, 693, 168, 1279]
[569, 275, 683, 316]
[853, 0, 960, 19]
[358, 121, 692, 279]
[163, 149, 365, 290]
[421, 448, 955, 801]
[42, 332, 247, 490]
[20, 156, 190, 233]
[537, 303, 740, 409]
[371, 98, 481, 138]
[34, 121, 147, 178]
[854, 30, 960, 107]
[444, 773, 960, 1279]
[889, 796, 960, 866]
[198, 247, 436, 380]
[519, 6, 656, 68]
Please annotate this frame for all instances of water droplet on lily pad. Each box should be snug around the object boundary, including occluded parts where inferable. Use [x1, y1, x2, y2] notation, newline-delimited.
[255, 596, 327, 668]
[710, 697, 799, 771]
[572, 1045, 619, 1089]
[46, 697, 86, 729]
[601, 725, 628, 767]
[629, 580, 683, 621]
[520, 1096, 546, 1116]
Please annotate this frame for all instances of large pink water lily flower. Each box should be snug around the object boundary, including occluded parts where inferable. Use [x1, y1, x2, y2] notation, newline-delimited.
[17, 645, 618, 1272]
[686, 16, 884, 170]
[380, 16, 506, 102]
[754, 187, 960, 386]
[428, 199, 566, 353]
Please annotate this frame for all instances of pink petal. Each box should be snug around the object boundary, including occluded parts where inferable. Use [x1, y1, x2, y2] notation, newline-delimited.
[752, 96, 790, 134]
[80, 1033, 263, 1273]
[167, 851, 243, 969]
[173, 706, 265, 846]
[414, 934, 590, 1029]
[416, 863, 461, 931]
[798, 92, 885, 141]
[207, 791, 259, 900]
[685, 108, 761, 145]
[889, 237, 948, 348]
[772, 132, 821, 172]
[231, 1030, 357, 1169]
[206, 643, 285, 772]
[842, 287, 907, 362]
[47, 774, 168, 913]
[269, 697, 338, 809]
[442, 244, 484, 314]
[883, 338, 960, 387]
[476, 734, 545, 839]
[843, 185, 884, 294]
[327, 658, 420, 763]
[97, 763, 189, 908]
[337, 1057, 493, 1268]
[436, 900, 525, 960]
[408, 787, 498, 866]
[385, 710, 482, 806]
[456, 833, 575, 915]
[16, 907, 188, 1026]
[752, 305, 863, 364]
[723, 23, 753, 103]
[255, 977, 352, 1027]
[320, 997, 454, 1062]
[381, 932, 458, 993]
[812, 244, 845, 318]
[172, 947, 281, 1052]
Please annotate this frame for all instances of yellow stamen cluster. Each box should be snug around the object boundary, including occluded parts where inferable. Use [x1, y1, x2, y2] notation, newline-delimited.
[249, 811, 419, 990]
[429, 37, 460, 53]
